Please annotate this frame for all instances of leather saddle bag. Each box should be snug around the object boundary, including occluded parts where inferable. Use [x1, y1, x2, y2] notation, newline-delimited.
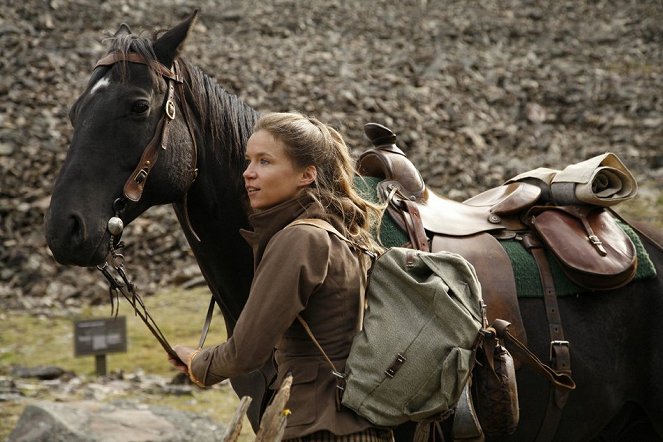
[527, 205, 637, 290]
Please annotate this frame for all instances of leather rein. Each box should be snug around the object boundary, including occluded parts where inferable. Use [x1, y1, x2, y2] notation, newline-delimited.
[92, 52, 208, 364]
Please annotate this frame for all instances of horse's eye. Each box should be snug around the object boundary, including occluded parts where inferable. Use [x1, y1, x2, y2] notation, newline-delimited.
[132, 100, 149, 114]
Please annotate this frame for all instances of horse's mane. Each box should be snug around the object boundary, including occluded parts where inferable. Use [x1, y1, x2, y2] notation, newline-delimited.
[105, 33, 259, 170]
[179, 60, 260, 170]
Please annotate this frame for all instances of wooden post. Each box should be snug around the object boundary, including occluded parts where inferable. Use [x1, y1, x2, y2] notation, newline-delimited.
[223, 396, 252, 442]
[95, 354, 107, 376]
[255, 374, 293, 442]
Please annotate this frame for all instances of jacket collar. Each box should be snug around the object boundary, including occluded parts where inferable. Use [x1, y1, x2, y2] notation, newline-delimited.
[240, 194, 319, 265]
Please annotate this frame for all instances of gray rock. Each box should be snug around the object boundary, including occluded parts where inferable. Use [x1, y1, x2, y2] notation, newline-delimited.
[3, 0, 662, 312]
[8, 400, 226, 442]
[11, 365, 66, 380]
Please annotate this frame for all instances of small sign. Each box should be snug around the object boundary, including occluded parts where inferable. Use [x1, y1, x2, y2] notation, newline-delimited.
[74, 317, 127, 357]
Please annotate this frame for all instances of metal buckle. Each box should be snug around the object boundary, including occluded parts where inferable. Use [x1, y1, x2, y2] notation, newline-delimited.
[587, 234, 607, 255]
[385, 353, 407, 378]
[166, 99, 176, 120]
[331, 370, 345, 379]
[134, 168, 148, 184]
[549, 340, 570, 361]
[331, 371, 345, 391]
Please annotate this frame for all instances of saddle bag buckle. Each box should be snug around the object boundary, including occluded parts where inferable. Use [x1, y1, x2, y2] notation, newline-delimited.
[549, 340, 570, 362]
[587, 234, 608, 256]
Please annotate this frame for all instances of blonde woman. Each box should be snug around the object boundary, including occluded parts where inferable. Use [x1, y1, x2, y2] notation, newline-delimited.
[171, 112, 390, 441]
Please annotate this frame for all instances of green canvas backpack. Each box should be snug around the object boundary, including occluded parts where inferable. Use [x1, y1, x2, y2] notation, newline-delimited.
[289, 219, 484, 427]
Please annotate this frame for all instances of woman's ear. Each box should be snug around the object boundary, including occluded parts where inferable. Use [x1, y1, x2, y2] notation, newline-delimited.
[299, 165, 317, 187]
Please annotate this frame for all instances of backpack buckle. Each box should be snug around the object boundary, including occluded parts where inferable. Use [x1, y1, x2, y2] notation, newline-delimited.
[331, 370, 345, 380]
[385, 353, 407, 378]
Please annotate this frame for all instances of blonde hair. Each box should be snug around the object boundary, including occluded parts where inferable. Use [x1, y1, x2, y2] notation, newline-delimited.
[254, 112, 383, 253]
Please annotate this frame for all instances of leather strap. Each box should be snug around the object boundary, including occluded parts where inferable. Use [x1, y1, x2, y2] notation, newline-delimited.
[401, 199, 429, 251]
[491, 319, 575, 391]
[172, 59, 201, 242]
[296, 313, 346, 411]
[287, 218, 378, 410]
[287, 218, 374, 331]
[94, 52, 196, 207]
[198, 296, 216, 349]
[296, 315, 341, 376]
[95, 51, 182, 82]
[521, 234, 572, 442]
[98, 259, 181, 364]
[123, 69, 178, 202]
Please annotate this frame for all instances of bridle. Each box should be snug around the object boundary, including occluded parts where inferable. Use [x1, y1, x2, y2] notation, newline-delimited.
[94, 51, 198, 204]
[92, 51, 207, 363]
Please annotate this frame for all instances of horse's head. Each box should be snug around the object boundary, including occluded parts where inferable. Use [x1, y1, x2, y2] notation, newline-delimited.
[45, 12, 199, 266]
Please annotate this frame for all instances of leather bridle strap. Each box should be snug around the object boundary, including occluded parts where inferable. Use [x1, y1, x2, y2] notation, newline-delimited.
[93, 52, 185, 203]
[95, 52, 181, 82]
[124, 74, 177, 202]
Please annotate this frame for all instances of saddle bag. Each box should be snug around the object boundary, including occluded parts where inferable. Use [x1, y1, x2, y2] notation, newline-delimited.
[527, 205, 637, 290]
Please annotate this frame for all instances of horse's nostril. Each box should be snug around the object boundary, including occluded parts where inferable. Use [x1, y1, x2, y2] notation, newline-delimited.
[69, 212, 87, 245]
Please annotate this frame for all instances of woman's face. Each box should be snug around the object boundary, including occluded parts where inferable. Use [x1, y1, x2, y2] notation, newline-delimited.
[243, 130, 315, 210]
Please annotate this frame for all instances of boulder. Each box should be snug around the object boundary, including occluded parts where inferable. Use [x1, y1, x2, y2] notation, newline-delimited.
[8, 400, 226, 442]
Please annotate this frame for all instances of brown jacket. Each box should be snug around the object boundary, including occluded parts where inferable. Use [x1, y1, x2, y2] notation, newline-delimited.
[190, 196, 373, 438]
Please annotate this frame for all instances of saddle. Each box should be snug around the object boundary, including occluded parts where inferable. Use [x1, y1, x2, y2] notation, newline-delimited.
[357, 123, 637, 440]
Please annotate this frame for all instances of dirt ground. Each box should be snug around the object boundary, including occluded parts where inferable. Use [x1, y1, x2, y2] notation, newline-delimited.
[1, 0, 662, 313]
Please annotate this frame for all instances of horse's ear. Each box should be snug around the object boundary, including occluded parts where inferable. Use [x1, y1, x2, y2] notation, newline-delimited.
[153, 10, 198, 68]
[114, 23, 133, 37]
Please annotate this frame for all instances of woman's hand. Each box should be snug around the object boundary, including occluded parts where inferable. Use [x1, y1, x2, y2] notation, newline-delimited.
[168, 345, 198, 374]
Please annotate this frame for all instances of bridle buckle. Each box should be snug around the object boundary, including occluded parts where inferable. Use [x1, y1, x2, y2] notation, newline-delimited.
[166, 99, 176, 120]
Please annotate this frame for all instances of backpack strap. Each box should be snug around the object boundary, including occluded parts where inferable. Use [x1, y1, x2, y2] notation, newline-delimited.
[296, 313, 346, 411]
[286, 218, 376, 409]
[287, 218, 375, 332]
[296, 314, 342, 377]
[287, 218, 366, 252]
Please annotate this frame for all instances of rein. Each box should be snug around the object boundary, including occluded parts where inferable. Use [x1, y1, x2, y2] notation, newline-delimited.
[97, 239, 181, 361]
[97, 236, 216, 365]
[93, 52, 210, 364]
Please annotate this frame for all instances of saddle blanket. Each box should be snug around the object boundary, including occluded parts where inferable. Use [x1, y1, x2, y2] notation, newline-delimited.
[355, 176, 656, 297]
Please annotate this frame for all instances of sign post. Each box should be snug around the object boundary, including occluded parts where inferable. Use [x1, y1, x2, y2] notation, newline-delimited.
[74, 317, 127, 376]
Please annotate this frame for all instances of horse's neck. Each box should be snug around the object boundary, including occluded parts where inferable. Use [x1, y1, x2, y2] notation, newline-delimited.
[174, 67, 258, 329]
[173, 177, 253, 330]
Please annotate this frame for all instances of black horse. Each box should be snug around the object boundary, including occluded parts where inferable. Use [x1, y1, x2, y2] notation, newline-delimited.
[45, 12, 663, 441]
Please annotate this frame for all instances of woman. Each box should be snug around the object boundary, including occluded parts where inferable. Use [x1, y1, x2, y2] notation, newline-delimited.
[170, 112, 391, 441]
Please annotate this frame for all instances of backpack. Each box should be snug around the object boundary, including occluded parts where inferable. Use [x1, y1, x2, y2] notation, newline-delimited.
[288, 219, 484, 427]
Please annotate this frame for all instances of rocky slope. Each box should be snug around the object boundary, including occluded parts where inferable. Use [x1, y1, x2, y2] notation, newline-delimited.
[1, 0, 661, 314]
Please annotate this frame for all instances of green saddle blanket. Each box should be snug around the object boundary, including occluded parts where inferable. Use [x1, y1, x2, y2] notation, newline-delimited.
[355, 176, 657, 297]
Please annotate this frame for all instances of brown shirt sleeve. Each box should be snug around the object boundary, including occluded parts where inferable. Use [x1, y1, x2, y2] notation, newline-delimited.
[190, 225, 332, 386]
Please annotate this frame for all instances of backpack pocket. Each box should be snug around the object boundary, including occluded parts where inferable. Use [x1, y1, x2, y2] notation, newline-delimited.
[403, 346, 474, 421]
